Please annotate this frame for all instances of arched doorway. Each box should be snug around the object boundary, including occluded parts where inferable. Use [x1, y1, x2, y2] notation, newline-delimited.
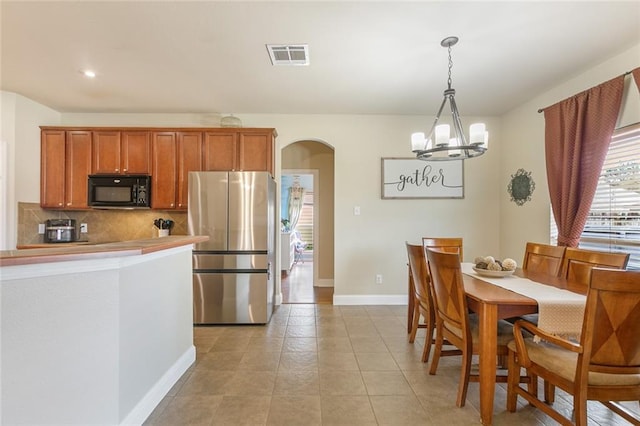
[280, 140, 335, 304]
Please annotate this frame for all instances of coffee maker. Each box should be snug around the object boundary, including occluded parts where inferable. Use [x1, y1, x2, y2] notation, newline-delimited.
[44, 219, 77, 243]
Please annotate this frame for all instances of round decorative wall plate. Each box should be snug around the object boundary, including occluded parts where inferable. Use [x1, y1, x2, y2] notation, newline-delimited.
[508, 169, 535, 206]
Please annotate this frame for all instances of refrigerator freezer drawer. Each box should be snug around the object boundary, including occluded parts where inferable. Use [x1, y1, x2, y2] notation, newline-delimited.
[193, 272, 270, 324]
[193, 253, 268, 270]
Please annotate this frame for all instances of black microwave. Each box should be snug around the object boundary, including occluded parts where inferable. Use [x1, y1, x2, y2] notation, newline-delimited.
[88, 175, 151, 208]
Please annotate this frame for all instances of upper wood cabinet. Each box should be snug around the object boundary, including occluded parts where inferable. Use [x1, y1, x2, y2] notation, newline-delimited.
[204, 129, 275, 175]
[151, 131, 203, 210]
[41, 130, 66, 208]
[92, 131, 151, 175]
[41, 126, 275, 211]
[151, 132, 178, 209]
[41, 129, 91, 209]
[176, 132, 203, 210]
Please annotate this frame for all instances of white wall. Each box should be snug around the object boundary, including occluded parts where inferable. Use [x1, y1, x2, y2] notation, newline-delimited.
[61, 112, 502, 302]
[500, 43, 640, 264]
[0, 91, 60, 249]
[7, 42, 638, 301]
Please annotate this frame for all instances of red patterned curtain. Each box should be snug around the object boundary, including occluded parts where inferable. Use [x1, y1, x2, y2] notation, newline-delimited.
[544, 75, 625, 247]
[633, 67, 640, 90]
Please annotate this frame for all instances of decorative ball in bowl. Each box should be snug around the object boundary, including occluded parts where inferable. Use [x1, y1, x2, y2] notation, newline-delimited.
[473, 256, 517, 278]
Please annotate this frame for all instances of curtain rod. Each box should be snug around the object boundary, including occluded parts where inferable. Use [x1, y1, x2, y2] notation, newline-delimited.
[537, 70, 634, 113]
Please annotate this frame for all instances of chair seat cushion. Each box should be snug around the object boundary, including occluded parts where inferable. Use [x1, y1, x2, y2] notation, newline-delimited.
[508, 339, 640, 386]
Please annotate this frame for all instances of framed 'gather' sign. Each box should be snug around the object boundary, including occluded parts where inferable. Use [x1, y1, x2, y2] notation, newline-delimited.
[381, 158, 464, 199]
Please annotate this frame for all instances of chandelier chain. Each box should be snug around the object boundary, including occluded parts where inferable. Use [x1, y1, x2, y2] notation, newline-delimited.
[447, 44, 453, 89]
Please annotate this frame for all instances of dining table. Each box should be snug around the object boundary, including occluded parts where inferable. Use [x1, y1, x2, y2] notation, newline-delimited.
[461, 265, 587, 425]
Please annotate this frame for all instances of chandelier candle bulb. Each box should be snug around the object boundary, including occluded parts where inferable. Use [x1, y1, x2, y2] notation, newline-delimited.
[411, 132, 426, 151]
[449, 138, 461, 157]
[470, 123, 486, 144]
[435, 124, 450, 146]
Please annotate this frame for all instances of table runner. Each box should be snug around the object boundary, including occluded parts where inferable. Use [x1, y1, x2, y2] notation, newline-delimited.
[461, 262, 586, 341]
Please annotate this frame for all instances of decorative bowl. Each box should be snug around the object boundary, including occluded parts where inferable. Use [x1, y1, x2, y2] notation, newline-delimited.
[472, 266, 515, 278]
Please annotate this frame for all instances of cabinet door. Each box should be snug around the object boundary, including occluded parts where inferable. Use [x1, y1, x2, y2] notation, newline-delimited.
[176, 132, 203, 210]
[151, 132, 177, 209]
[65, 131, 92, 209]
[41, 130, 66, 208]
[238, 131, 274, 174]
[122, 131, 151, 174]
[203, 132, 237, 171]
[92, 131, 121, 174]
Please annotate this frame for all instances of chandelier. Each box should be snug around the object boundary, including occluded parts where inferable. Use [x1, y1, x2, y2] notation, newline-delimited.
[411, 36, 488, 161]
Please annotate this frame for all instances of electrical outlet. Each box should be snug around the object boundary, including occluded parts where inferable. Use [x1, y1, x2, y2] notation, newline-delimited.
[354, 206, 361, 216]
[375, 274, 383, 284]
[80, 223, 88, 233]
[38, 223, 45, 234]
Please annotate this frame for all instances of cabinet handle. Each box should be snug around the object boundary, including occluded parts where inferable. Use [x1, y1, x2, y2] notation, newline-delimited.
[123, 168, 127, 172]
[170, 203, 174, 207]
[58, 202, 63, 206]
[66, 202, 71, 206]
[115, 168, 119, 172]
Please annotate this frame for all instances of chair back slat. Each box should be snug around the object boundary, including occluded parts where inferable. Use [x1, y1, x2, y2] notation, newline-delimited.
[561, 247, 630, 287]
[406, 243, 431, 306]
[426, 249, 468, 341]
[422, 237, 463, 262]
[522, 242, 566, 276]
[583, 268, 640, 372]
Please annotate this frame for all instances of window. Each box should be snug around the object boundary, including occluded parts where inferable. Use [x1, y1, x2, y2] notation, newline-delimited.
[552, 123, 640, 269]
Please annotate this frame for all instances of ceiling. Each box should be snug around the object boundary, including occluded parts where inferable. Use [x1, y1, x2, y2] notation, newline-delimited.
[2, 1, 639, 116]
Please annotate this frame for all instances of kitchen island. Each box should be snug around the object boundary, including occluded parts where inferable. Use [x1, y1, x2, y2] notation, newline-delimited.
[0, 236, 207, 425]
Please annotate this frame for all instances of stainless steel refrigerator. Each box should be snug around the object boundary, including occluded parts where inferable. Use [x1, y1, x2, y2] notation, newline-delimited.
[188, 171, 276, 324]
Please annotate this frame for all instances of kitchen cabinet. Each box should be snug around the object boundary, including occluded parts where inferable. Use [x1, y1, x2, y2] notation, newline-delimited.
[203, 132, 236, 171]
[92, 130, 151, 174]
[40, 130, 91, 209]
[204, 129, 275, 175]
[41, 130, 66, 208]
[151, 132, 178, 209]
[176, 132, 203, 210]
[40, 126, 276, 211]
[151, 131, 202, 210]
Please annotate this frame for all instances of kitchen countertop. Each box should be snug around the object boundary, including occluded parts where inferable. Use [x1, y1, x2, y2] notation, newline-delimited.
[1, 235, 209, 267]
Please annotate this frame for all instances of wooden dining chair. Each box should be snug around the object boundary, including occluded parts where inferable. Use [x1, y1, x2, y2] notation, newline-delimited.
[406, 242, 462, 363]
[426, 248, 527, 407]
[522, 242, 566, 276]
[422, 237, 463, 261]
[507, 268, 640, 425]
[560, 247, 630, 287]
[407, 237, 463, 336]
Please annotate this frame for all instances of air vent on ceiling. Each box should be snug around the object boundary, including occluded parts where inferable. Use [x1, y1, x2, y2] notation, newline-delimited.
[266, 44, 310, 66]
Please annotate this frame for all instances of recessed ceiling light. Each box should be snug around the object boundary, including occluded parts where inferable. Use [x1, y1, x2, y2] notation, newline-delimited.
[82, 70, 96, 78]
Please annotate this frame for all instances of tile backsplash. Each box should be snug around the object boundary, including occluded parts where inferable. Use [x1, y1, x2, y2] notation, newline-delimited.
[18, 202, 187, 245]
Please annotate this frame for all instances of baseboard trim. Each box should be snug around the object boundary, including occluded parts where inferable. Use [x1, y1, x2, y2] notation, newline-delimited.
[333, 294, 407, 305]
[120, 345, 196, 426]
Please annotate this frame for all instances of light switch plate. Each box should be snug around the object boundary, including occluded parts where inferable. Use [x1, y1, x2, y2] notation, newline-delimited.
[38, 223, 45, 234]
[80, 223, 88, 233]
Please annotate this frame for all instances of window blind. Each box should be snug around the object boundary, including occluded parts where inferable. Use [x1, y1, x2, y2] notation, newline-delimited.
[579, 123, 640, 269]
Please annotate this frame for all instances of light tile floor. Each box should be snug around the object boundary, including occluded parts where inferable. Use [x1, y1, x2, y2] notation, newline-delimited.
[145, 304, 637, 425]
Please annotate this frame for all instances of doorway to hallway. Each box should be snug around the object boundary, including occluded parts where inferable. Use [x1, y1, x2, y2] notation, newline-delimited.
[280, 140, 335, 304]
